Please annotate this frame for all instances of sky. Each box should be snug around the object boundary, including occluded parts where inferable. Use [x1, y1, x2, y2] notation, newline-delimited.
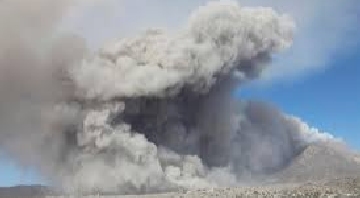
[237, 48, 360, 150]
[0, 0, 359, 187]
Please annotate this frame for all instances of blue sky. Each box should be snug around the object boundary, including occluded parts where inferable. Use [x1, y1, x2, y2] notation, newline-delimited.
[237, 48, 360, 150]
[0, 0, 359, 187]
[0, 153, 44, 187]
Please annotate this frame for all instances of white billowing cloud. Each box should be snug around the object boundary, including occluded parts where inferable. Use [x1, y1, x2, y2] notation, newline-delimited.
[71, 1, 294, 100]
[60, 0, 359, 79]
[284, 115, 342, 144]
[239, 0, 359, 81]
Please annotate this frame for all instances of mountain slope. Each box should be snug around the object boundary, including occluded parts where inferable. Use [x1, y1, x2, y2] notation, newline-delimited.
[272, 142, 360, 183]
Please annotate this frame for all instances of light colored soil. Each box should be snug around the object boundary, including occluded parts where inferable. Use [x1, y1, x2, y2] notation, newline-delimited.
[42, 177, 360, 198]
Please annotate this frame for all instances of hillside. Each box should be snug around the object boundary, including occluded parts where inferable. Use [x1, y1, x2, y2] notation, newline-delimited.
[272, 142, 360, 183]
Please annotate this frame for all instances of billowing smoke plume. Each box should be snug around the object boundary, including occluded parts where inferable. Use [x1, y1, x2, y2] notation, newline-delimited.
[0, 0, 86, 170]
[0, 0, 338, 194]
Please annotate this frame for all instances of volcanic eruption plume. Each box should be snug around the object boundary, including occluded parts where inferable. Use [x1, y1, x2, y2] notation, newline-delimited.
[0, 0, 337, 194]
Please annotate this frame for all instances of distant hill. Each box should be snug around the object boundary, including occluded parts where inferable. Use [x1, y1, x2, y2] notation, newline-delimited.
[0, 185, 55, 197]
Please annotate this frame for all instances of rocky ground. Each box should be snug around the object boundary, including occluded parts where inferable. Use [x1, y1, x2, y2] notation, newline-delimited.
[157, 178, 360, 198]
[41, 178, 360, 197]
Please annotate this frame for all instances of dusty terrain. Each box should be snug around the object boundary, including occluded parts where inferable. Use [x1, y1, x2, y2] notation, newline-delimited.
[1, 142, 359, 197]
[3, 179, 359, 198]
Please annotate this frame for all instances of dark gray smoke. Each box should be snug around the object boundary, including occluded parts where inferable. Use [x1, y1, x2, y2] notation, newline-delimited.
[0, 0, 338, 194]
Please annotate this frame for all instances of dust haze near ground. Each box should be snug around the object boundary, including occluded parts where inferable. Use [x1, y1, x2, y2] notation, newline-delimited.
[1, 142, 360, 197]
[0, 0, 350, 195]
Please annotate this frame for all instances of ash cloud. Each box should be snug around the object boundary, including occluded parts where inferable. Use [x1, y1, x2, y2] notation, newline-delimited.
[0, 0, 339, 195]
